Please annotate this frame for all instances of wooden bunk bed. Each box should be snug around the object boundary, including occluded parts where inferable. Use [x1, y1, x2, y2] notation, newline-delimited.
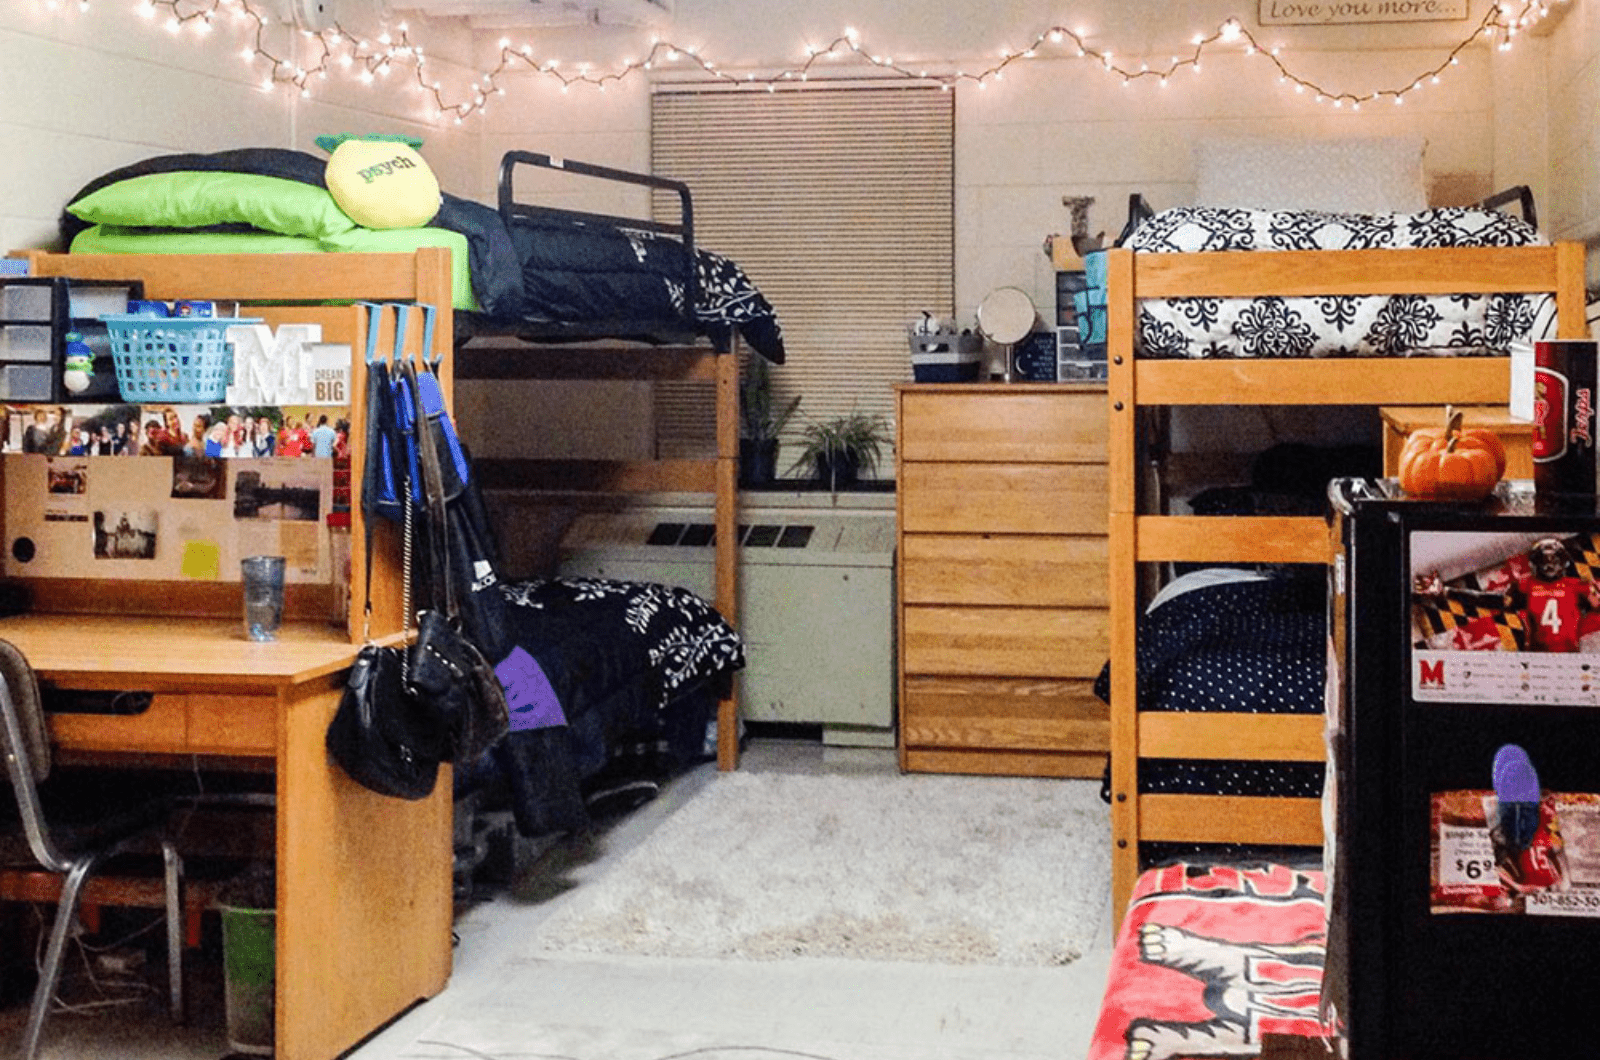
[1105, 238, 1591, 921]
[449, 150, 744, 771]
[18, 244, 742, 845]
[10, 244, 746, 1050]
[45, 149, 757, 773]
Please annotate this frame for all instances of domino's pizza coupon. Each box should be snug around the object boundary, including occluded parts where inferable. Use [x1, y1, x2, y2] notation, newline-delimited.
[1431, 790, 1600, 916]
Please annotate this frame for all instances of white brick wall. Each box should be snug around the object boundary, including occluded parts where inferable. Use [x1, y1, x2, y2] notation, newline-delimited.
[1541, 0, 1600, 259]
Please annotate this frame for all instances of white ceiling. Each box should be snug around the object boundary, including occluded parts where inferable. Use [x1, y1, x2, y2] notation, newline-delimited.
[391, 0, 672, 28]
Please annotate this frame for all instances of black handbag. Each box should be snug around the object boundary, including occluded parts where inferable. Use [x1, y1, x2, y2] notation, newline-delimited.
[409, 608, 507, 764]
[404, 355, 510, 762]
[326, 642, 446, 800]
[328, 308, 448, 798]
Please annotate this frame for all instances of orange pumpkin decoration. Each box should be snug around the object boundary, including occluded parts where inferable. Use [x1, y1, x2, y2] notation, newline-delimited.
[1398, 407, 1507, 501]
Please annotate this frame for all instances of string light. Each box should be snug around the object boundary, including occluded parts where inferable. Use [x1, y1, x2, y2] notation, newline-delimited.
[43, 0, 1565, 123]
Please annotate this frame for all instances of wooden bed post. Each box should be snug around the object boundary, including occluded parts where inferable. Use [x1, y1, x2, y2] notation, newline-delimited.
[1106, 247, 1140, 919]
[1556, 240, 1588, 340]
[414, 247, 454, 405]
[345, 304, 407, 642]
[715, 342, 741, 770]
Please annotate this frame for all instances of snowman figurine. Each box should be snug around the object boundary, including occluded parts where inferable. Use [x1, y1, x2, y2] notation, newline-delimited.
[63, 332, 94, 395]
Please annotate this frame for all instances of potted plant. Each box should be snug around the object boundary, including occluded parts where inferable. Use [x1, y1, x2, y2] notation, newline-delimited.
[790, 411, 891, 490]
[739, 356, 800, 487]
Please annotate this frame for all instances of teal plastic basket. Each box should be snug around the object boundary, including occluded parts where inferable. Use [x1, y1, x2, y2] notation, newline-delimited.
[101, 314, 259, 403]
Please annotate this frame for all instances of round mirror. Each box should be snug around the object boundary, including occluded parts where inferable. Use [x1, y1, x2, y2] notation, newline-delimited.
[977, 287, 1037, 346]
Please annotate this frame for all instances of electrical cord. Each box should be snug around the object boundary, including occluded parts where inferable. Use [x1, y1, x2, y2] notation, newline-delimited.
[30, 905, 157, 1016]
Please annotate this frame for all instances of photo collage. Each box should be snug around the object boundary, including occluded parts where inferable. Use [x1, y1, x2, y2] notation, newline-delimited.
[1, 402, 350, 582]
[3, 402, 348, 461]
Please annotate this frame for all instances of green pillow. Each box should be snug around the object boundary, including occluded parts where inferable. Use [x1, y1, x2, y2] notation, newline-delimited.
[70, 223, 327, 256]
[319, 225, 479, 311]
[67, 171, 358, 240]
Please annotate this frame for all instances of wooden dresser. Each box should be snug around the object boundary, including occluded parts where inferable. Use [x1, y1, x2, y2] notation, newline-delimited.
[895, 383, 1110, 777]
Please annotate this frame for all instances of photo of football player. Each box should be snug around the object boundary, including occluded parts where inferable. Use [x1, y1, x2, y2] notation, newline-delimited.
[1414, 537, 1600, 652]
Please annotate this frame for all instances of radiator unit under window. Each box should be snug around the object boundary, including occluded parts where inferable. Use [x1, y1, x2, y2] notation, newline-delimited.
[557, 496, 895, 747]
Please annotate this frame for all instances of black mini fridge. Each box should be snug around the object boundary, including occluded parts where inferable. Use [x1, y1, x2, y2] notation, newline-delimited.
[1326, 479, 1600, 1060]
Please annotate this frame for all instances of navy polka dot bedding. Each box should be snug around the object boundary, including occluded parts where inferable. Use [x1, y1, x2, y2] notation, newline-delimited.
[1096, 572, 1327, 801]
[1133, 575, 1325, 717]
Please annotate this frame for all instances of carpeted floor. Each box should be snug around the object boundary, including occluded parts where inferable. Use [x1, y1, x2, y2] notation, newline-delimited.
[534, 770, 1111, 967]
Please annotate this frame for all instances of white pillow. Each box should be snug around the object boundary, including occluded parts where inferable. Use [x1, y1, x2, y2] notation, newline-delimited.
[1193, 136, 1427, 214]
[1147, 567, 1271, 614]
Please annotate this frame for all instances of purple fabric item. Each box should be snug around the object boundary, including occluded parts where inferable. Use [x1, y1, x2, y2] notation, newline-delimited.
[495, 645, 566, 731]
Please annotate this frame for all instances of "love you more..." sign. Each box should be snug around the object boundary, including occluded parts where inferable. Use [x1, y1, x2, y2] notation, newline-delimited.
[1259, 0, 1468, 25]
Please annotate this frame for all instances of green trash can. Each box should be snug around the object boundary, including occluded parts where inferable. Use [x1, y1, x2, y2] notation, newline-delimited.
[219, 904, 275, 1056]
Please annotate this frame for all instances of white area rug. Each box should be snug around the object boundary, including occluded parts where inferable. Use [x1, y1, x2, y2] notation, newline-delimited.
[534, 770, 1110, 966]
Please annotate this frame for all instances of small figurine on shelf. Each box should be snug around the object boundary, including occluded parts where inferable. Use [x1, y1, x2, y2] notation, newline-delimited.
[62, 332, 94, 395]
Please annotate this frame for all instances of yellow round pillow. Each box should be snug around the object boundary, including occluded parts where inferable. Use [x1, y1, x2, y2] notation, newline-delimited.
[324, 139, 440, 229]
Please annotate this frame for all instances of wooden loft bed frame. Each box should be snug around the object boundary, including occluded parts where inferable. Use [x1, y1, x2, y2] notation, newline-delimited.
[18, 247, 742, 770]
[455, 148, 743, 770]
[1105, 240, 1590, 918]
[450, 333, 743, 772]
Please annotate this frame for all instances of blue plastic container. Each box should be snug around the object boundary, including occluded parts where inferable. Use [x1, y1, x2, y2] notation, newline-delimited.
[100, 314, 258, 403]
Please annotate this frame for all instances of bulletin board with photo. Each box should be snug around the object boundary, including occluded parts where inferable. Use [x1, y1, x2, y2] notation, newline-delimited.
[2, 401, 349, 585]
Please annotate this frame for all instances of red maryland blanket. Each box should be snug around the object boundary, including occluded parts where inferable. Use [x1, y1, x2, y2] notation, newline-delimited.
[1088, 863, 1329, 1060]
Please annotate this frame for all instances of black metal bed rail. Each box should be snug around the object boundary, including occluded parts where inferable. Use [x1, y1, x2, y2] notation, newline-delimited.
[496, 150, 699, 316]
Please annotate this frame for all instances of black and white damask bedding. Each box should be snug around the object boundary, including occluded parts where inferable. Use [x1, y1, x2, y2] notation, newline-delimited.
[473, 574, 746, 837]
[1127, 205, 1548, 359]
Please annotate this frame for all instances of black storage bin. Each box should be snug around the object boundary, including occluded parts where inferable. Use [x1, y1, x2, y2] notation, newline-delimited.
[1056, 270, 1087, 328]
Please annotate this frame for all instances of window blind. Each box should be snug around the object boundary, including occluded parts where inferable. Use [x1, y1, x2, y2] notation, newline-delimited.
[650, 83, 954, 472]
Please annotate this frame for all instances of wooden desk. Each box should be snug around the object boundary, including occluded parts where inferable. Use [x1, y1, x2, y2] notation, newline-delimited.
[0, 614, 452, 1060]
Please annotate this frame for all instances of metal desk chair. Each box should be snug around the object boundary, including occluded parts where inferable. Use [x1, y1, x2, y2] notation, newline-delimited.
[0, 637, 183, 1060]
